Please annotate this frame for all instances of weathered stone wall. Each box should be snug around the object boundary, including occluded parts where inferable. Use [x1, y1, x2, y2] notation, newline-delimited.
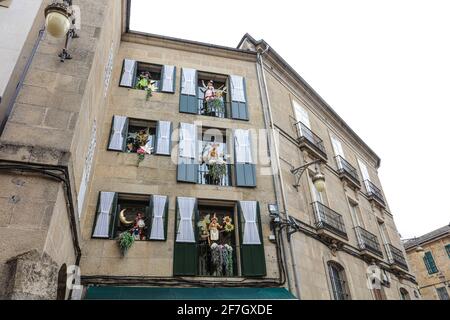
[0, 0, 122, 299]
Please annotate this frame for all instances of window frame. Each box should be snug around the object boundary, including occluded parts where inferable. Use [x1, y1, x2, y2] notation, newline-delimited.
[327, 261, 351, 300]
[423, 251, 439, 274]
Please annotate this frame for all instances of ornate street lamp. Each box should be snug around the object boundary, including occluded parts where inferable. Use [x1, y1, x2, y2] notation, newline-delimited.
[44, 0, 79, 62]
[291, 159, 326, 192]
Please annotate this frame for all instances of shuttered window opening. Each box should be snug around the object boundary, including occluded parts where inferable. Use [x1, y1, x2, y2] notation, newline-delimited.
[180, 70, 249, 121]
[119, 59, 176, 94]
[234, 129, 256, 187]
[107, 116, 172, 156]
[173, 199, 266, 278]
[92, 192, 168, 241]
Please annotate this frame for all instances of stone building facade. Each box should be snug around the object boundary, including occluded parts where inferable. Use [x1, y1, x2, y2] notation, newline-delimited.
[0, 0, 418, 299]
[404, 225, 450, 300]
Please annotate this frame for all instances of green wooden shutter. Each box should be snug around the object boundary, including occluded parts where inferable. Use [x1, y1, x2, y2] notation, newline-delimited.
[238, 201, 266, 277]
[234, 129, 256, 187]
[107, 116, 129, 152]
[173, 197, 198, 276]
[179, 68, 198, 114]
[230, 75, 248, 120]
[177, 123, 198, 183]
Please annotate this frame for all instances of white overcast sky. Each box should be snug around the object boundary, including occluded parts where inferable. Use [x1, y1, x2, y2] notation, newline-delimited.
[130, 0, 450, 239]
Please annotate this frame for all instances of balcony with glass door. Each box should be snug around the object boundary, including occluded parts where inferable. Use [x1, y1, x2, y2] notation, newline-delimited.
[363, 180, 386, 208]
[335, 156, 361, 189]
[198, 137, 231, 187]
[312, 202, 348, 241]
[294, 121, 328, 161]
[354, 226, 383, 260]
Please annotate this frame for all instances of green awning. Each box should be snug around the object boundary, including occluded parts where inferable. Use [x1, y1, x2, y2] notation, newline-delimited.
[85, 286, 296, 300]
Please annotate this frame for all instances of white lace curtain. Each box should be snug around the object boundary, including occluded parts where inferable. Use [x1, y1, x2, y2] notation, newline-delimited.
[179, 123, 196, 158]
[181, 68, 197, 96]
[234, 129, 253, 163]
[150, 195, 167, 240]
[108, 115, 127, 151]
[230, 75, 246, 102]
[240, 201, 261, 245]
[176, 197, 196, 243]
[120, 59, 136, 87]
[161, 65, 175, 92]
[92, 192, 115, 238]
[156, 121, 171, 155]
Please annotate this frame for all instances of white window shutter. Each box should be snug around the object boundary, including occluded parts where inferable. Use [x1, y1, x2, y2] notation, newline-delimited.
[156, 121, 171, 155]
[108, 116, 127, 151]
[179, 123, 196, 158]
[240, 201, 261, 245]
[161, 65, 175, 93]
[92, 192, 116, 238]
[234, 129, 253, 163]
[181, 68, 197, 96]
[230, 75, 246, 102]
[120, 59, 137, 87]
[149, 195, 167, 240]
[176, 197, 196, 243]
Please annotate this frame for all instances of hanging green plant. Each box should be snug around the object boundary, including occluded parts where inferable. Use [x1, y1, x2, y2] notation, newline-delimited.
[207, 160, 227, 182]
[206, 98, 224, 114]
[118, 231, 135, 256]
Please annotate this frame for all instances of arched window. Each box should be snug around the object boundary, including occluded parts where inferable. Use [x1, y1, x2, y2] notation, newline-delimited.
[56, 264, 67, 300]
[327, 261, 350, 300]
[400, 288, 410, 300]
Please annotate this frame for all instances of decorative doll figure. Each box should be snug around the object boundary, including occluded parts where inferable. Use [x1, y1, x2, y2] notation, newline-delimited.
[130, 212, 146, 240]
[208, 213, 222, 242]
[126, 137, 135, 153]
[202, 80, 216, 102]
[135, 129, 149, 147]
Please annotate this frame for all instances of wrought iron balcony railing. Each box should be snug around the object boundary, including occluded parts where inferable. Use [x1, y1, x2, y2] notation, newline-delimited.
[335, 156, 360, 186]
[197, 98, 227, 118]
[354, 226, 383, 257]
[312, 202, 347, 238]
[198, 163, 232, 187]
[386, 244, 408, 271]
[364, 180, 386, 206]
[294, 121, 327, 159]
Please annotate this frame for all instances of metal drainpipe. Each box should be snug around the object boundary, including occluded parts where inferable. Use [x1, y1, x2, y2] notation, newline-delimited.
[256, 46, 302, 299]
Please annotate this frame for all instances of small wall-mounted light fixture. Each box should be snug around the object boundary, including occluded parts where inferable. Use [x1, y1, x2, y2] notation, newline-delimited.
[44, 0, 79, 62]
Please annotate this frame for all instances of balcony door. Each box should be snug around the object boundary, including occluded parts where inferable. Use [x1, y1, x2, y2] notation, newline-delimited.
[293, 100, 311, 137]
[331, 135, 345, 169]
[357, 158, 372, 192]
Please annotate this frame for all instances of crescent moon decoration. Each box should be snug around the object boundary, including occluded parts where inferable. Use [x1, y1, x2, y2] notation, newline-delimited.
[119, 209, 133, 225]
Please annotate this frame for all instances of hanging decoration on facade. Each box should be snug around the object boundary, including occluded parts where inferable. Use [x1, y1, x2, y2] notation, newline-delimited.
[200, 80, 227, 116]
[135, 71, 157, 101]
[210, 243, 234, 276]
[117, 210, 148, 256]
[197, 211, 235, 276]
[201, 141, 227, 184]
[126, 129, 153, 164]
